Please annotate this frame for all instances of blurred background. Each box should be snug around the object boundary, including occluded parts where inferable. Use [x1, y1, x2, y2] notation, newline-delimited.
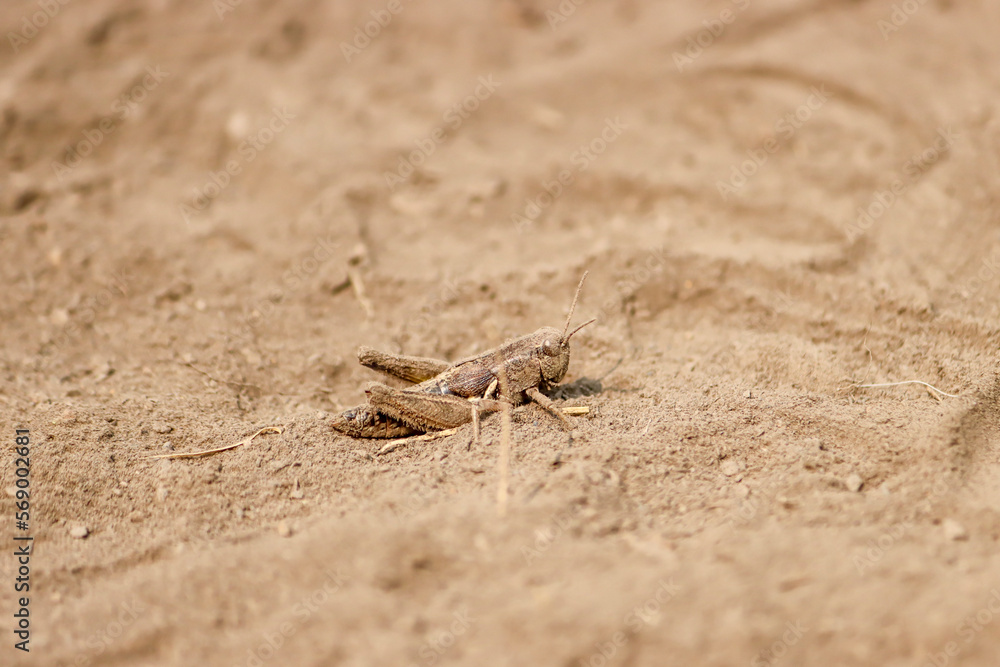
[3, 1, 1000, 665]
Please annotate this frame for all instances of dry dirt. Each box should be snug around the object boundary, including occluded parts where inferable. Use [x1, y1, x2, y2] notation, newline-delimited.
[3, 1, 1000, 665]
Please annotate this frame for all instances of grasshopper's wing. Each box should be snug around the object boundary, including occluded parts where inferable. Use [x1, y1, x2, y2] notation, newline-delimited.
[357, 346, 451, 384]
[366, 382, 502, 431]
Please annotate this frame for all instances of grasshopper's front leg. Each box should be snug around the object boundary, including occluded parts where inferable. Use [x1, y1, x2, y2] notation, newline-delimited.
[365, 382, 504, 433]
[525, 387, 574, 431]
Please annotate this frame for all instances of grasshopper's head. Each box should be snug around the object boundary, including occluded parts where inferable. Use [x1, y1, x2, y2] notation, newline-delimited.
[537, 272, 595, 385]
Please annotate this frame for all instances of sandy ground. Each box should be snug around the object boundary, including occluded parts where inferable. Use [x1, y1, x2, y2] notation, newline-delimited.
[3, 0, 1000, 665]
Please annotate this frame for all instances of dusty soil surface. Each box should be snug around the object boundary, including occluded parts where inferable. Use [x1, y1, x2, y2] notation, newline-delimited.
[3, 1, 1000, 665]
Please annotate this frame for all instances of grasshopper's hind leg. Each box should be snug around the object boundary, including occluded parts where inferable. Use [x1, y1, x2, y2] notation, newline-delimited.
[366, 383, 503, 433]
[357, 347, 451, 384]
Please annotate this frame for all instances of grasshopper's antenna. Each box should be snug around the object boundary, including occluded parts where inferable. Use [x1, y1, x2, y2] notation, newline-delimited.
[565, 317, 596, 342]
[561, 271, 589, 341]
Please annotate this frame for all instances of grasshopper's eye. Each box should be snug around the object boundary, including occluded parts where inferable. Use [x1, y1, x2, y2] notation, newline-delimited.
[542, 339, 560, 357]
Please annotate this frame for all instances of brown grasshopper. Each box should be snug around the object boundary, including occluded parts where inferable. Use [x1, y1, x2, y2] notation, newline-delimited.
[331, 272, 595, 440]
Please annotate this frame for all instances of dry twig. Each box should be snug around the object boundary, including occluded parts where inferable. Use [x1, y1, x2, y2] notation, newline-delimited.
[854, 380, 961, 398]
[375, 428, 459, 456]
[148, 426, 283, 460]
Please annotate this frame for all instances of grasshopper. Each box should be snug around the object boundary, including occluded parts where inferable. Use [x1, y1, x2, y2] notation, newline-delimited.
[331, 272, 595, 440]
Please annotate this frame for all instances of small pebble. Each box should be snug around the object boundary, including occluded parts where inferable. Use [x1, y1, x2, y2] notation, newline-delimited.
[151, 422, 174, 434]
[529, 104, 565, 130]
[69, 526, 89, 539]
[277, 522, 292, 538]
[720, 459, 742, 477]
[47, 247, 63, 267]
[943, 518, 968, 541]
[50, 308, 70, 326]
[846, 473, 864, 493]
